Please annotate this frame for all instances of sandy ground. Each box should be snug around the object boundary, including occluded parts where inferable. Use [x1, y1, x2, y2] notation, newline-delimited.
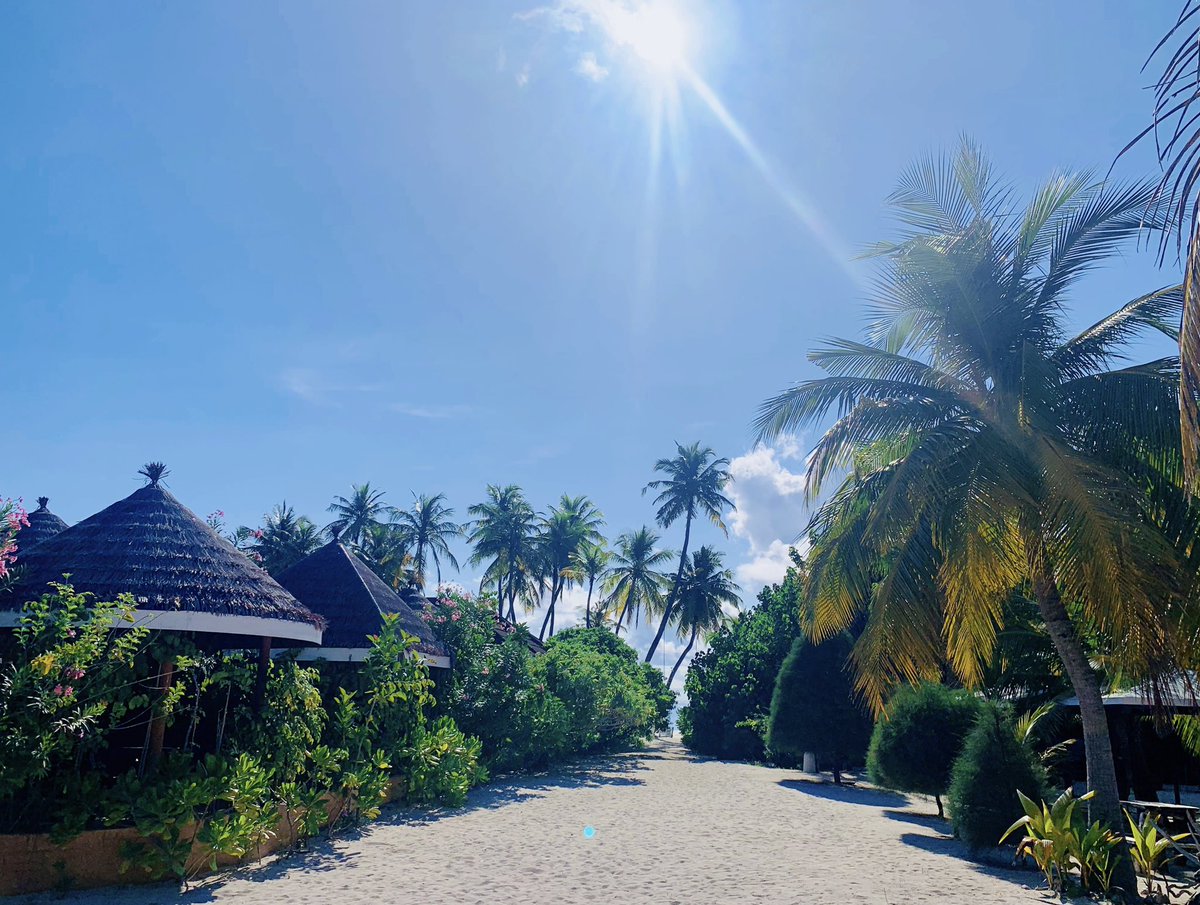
[17, 739, 1048, 905]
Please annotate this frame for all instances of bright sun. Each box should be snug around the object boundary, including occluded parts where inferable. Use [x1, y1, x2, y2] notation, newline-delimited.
[602, 1, 692, 76]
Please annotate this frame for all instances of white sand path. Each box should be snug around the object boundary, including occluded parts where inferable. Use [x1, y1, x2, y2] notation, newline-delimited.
[19, 739, 1047, 905]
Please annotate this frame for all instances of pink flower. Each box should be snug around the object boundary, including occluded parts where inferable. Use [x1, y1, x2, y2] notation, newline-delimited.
[54, 685, 64, 696]
[254, 529, 264, 539]
[451, 613, 461, 622]
[67, 629, 76, 639]
[481, 667, 490, 676]
[64, 686, 74, 696]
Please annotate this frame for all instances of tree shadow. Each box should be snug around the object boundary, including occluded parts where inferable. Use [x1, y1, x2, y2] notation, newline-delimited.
[777, 778, 909, 808]
[898, 832, 1038, 889]
[884, 808, 950, 829]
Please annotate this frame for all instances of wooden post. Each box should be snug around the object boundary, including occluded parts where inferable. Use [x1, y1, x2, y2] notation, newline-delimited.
[253, 636, 272, 711]
[146, 660, 176, 772]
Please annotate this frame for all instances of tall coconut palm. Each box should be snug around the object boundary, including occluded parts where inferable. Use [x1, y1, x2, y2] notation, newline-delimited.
[642, 443, 734, 663]
[572, 541, 611, 629]
[668, 546, 740, 686]
[247, 502, 322, 576]
[467, 484, 539, 621]
[606, 527, 672, 637]
[394, 492, 461, 590]
[326, 483, 392, 547]
[537, 495, 604, 640]
[356, 522, 412, 589]
[756, 140, 1183, 885]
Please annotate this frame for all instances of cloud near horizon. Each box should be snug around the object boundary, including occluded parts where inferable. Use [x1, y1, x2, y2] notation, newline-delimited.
[726, 436, 810, 595]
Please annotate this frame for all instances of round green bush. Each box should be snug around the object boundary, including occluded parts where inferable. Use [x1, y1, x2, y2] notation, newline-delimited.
[765, 633, 872, 783]
[948, 702, 1049, 850]
[867, 682, 982, 814]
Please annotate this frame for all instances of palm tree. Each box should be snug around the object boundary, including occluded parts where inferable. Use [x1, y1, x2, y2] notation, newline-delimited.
[537, 495, 604, 640]
[606, 527, 672, 637]
[356, 522, 412, 589]
[756, 140, 1185, 885]
[1128, 5, 1200, 486]
[667, 546, 740, 686]
[246, 502, 322, 575]
[572, 541, 611, 629]
[467, 484, 539, 621]
[394, 492, 461, 590]
[642, 442, 734, 663]
[326, 483, 391, 547]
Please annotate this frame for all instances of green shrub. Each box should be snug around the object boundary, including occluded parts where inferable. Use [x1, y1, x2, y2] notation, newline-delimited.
[401, 716, 488, 807]
[867, 682, 982, 816]
[949, 702, 1049, 850]
[765, 633, 871, 783]
[680, 556, 803, 760]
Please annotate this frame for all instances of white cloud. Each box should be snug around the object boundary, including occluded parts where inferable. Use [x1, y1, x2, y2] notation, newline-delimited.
[726, 437, 810, 594]
[390, 402, 471, 420]
[575, 52, 609, 82]
[515, 64, 531, 87]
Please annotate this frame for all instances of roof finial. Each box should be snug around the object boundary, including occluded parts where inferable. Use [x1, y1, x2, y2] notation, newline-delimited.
[138, 462, 170, 486]
[331, 526, 342, 542]
[36, 496, 49, 510]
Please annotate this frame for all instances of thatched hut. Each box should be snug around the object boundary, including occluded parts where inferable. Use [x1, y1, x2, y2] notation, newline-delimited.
[277, 538, 449, 668]
[2, 466, 323, 647]
[17, 497, 68, 552]
[1, 464, 324, 763]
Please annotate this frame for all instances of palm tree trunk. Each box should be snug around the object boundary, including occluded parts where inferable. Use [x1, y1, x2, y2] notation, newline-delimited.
[667, 625, 698, 687]
[615, 593, 630, 635]
[496, 574, 505, 619]
[646, 515, 691, 663]
[1031, 568, 1136, 895]
[539, 575, 559, 641]
[585, 577, 595, 629]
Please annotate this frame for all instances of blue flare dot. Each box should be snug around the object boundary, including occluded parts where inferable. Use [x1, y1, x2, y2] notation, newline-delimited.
[582, 825, 596, 839]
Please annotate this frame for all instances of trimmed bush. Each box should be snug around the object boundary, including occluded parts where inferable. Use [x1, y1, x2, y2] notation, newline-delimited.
[867, 682, 982, 816]
[765, 633, 871, 783]
[948, 702, 1049, 850]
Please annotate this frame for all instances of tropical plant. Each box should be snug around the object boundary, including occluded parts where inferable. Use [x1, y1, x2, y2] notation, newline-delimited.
[326, 483, 392, 547]
[667, 546, 740, 686]
[756, 140, 1184, 886]
[467, 484, 539, 621]
[867, 683, 982, 818]
[643, 443, 733, 664]
[1000, 789, 1122, 897]
[536, 495, 603, 640]
[393, 492, 461, 589]
[679, 554, 804, 761]
[1127, 812, 1188, 899]
[245, 502, 322, 576]
[354, 522, 411, 589]
[400, 716, 487, 808]
[605, 527, 671, 636]
[765, 632, 872, 784]
[947, 702, 1049, 851]
[1128, 4, 1200, 484]
[572, 541, 611, 629]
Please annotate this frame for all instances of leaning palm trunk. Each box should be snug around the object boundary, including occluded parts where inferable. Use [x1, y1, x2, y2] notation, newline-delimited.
[645, 516, 691, 663]
[1031, 569, 1136, 895]
[667, 625, 698, 687]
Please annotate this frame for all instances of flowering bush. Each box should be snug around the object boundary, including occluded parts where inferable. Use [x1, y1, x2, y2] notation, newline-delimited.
[0, 497, 29, 583]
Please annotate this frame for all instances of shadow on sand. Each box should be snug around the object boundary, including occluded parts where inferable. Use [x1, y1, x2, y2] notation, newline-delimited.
[776, 778, 909, 808]
[391, 751, 651, 827]
[883, 808, 949, 829]
[898, 832, 1039, 890]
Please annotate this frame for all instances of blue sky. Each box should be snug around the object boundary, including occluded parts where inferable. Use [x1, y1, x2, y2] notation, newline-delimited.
[3, 1, 1184, 679]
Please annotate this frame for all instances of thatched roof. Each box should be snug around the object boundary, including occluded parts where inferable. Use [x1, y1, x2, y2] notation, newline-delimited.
[18, 497, 68, 552]
[2, 467, 323, 645]
[277, 540, 446, 661]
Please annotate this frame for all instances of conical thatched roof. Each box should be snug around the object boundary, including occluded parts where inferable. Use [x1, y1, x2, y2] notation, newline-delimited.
[2, 467, 323, 645]
[18, 497, 69, 552]
[277, 539, 447, 664]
